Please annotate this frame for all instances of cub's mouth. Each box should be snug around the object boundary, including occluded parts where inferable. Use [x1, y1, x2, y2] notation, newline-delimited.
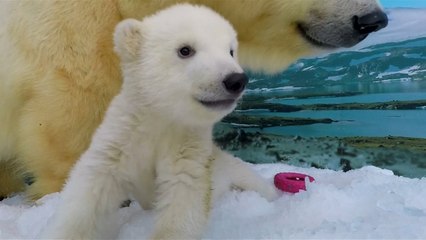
[197, 98, 237, 110]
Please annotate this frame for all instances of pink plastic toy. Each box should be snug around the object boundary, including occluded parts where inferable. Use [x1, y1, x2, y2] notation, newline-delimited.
[274, 172, 315, 193]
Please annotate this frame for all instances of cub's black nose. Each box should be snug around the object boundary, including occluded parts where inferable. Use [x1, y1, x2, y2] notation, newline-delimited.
[353, 11, 388, 34]
[222, 73, 248, 94]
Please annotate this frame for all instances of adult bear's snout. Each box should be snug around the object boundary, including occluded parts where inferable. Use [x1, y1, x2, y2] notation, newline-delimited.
[352, 11, 388, 34]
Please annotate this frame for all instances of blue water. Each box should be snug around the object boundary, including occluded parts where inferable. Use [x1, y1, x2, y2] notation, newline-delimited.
[269, 92, 426, 105]
[243, 109, 426, 138]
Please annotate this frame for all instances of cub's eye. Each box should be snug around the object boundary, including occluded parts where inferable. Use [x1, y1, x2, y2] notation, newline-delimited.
[178, 46, 195, 58]
[230, 49, 234, 57]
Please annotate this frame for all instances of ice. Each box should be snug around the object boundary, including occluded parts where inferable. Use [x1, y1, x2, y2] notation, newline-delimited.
[1, 164, 426, 239]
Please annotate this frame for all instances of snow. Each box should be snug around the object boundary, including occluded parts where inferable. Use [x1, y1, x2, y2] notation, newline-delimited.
[1, 164, 426, 239]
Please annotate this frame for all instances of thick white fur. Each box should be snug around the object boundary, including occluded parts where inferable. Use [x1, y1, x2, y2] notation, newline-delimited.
[42, 4, 278, 239]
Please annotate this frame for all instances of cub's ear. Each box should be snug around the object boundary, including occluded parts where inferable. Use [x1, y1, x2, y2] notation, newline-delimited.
[113, 19, 144, 63]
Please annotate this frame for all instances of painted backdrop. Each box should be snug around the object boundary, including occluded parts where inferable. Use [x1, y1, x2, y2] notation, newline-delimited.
[215, 3, 426, 178]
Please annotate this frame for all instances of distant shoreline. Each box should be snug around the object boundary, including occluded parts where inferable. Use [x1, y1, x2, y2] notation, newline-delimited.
[341, 136, 426, 153]
[221, 97, 426, 129]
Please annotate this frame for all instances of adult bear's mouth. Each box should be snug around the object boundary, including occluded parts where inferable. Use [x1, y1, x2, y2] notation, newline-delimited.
[297, 23, 337, 49]
[197, 98, 237, 110]
[297, 10, 388, 49]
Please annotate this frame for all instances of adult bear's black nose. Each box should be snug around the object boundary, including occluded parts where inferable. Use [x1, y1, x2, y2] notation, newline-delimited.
[353, 11, 388, 34]
[222, 73, 248, 95]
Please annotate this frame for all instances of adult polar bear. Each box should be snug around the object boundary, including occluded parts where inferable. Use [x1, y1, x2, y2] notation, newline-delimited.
[0, 0, 388, 199]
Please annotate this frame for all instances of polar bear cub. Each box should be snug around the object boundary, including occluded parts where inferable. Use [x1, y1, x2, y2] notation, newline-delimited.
[42, 4, 278, 239]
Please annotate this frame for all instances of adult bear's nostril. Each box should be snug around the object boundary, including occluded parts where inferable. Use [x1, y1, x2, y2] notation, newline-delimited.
[222, 73, 248, 95]
[353, 11, 388, 34]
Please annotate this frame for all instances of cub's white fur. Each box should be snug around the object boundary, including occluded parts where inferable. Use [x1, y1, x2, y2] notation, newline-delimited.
[42, 4, 278, 239]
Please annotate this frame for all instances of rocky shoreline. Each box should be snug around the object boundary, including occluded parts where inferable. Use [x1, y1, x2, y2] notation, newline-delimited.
[302, 99, 426, 110]
[222, 115, 334, 128]
[214, 123, 426, 178]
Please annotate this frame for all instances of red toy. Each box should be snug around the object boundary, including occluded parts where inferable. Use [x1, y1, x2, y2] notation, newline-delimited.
[274, 172, 315, 193]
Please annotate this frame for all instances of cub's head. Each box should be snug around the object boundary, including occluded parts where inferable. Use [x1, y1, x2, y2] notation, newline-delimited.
[114, 4, 246, 127]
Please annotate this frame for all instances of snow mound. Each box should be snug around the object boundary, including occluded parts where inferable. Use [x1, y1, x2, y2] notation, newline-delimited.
[1, 164, 425, 239]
